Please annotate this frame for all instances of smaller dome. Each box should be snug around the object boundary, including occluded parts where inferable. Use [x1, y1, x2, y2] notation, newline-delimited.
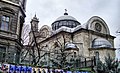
[92, 38, 112, 48]
[65, 43, 79, 51]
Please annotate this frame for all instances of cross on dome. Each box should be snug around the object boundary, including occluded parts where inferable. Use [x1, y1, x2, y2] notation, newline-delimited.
[64, 9, 68, 15]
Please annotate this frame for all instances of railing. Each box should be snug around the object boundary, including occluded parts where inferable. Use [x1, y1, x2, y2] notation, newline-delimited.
[78, 60, 94, 68]
[68, 57, 95, 69]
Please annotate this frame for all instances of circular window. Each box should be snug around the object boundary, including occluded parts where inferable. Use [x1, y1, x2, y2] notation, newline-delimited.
[95, 23, 102, 32]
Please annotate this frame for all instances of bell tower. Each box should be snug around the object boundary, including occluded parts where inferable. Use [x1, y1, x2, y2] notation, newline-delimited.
[29, 15, 39, 44]
[30, 14, 39, 32]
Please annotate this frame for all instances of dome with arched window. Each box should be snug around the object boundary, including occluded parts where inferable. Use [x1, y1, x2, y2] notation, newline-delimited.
[51, 12, 81, 30]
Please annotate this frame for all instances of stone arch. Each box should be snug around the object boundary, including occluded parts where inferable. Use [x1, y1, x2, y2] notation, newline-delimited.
[39, 25, 52, 38]
[86, 16, 110, 34]
[40, 25, 51, 31]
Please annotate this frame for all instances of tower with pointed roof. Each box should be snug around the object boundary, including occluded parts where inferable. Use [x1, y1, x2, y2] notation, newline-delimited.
[29, 14, 39, 44]
[30, 14, 39, 32]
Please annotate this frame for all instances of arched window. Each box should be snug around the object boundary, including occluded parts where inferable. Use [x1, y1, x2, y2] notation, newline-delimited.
[74, 52, 77, 58]
[95, 51, 99, 60]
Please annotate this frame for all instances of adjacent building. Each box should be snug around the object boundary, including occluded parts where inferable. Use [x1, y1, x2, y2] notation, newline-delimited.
[0, 0, 27, 63]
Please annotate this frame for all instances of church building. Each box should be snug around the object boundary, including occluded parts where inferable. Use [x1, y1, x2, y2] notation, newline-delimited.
[26, 11, 115, 68]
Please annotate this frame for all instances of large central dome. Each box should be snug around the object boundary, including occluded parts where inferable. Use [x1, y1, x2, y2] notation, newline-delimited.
[51, 12, 81, 30]
[55, 15, 77, 21]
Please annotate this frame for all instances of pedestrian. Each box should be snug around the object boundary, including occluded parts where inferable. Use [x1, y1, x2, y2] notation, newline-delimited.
[52, 69, 55, 73]
[38, 68, 41, 73]
[33, 68, 36, 73]
[42, 69, 46, 73]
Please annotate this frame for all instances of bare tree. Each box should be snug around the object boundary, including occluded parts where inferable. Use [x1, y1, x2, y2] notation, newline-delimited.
[20, 24, 31, 63]
[28, 23, 47, 66]
[21, 24, 30, 45]
[50, 34, 74, 69]
[20, 21, 48, 66]
[116, 27, 120, 33]
[116, 27, 120, 61]
[20, 45, 31, 63]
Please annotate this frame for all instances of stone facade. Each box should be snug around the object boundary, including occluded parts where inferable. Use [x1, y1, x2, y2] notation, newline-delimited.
[25, 12, 115, 67]
[0, 0, 26, 63]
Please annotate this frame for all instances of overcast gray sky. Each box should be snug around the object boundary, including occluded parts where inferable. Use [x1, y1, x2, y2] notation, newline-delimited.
[25, 0, 120, 48]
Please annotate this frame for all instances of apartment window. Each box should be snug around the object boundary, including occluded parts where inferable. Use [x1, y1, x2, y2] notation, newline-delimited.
[1, 16, 10, 31]
[0, 46, 6, 62]
[0, 46, 6, 52]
